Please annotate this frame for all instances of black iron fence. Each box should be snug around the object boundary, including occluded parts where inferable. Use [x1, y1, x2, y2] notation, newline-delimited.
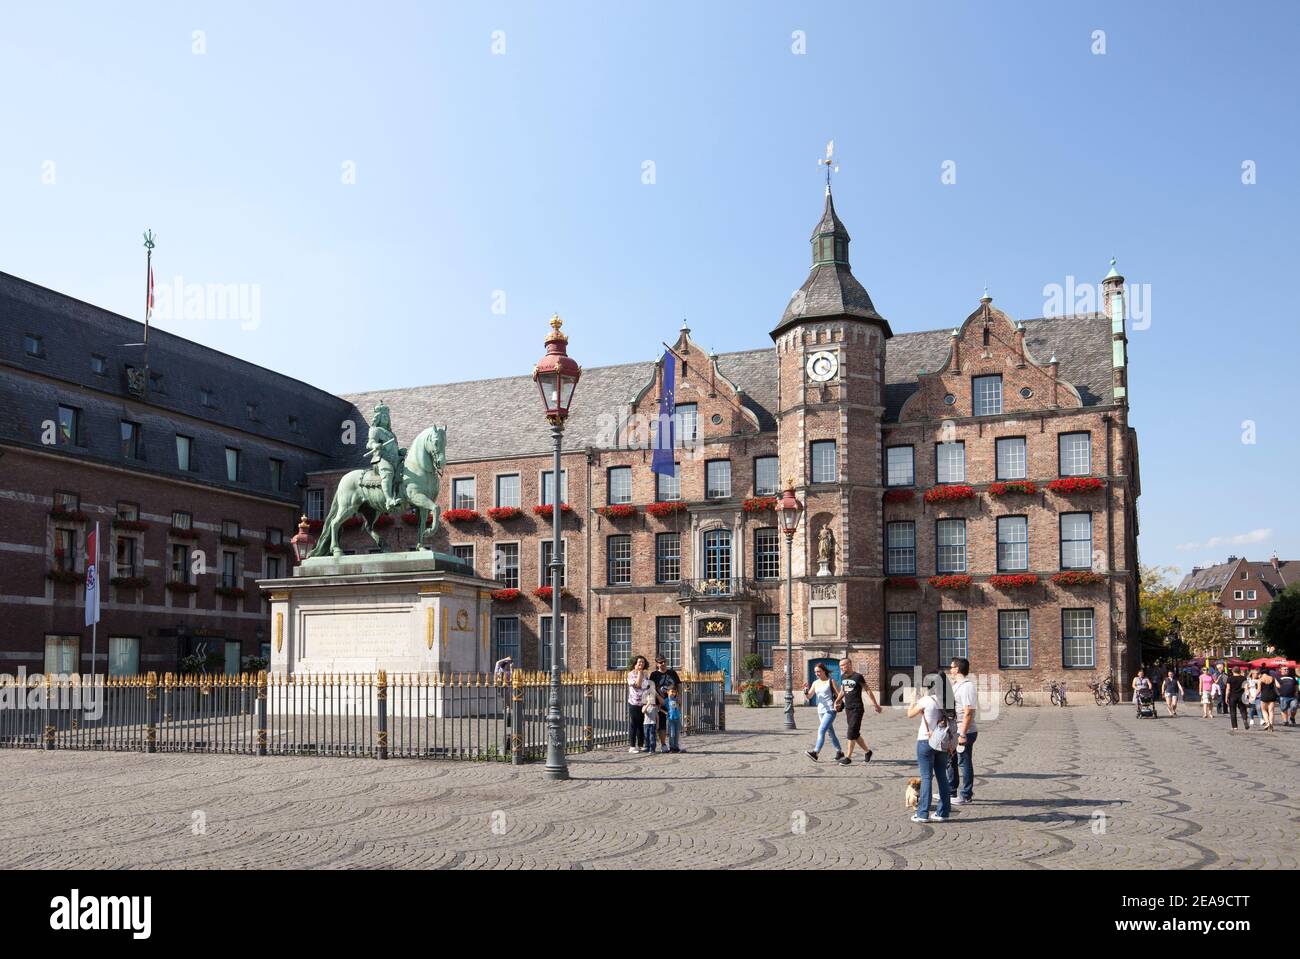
[0, 670, 725, 763]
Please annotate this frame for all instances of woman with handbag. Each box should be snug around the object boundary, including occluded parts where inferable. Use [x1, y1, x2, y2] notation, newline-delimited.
[802, 663, 845, 763]
[905, 685, 953, 823]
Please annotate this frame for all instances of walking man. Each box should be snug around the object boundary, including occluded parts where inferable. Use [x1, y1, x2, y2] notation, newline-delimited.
[1278, 667, 1298, 726]
[835, 657, 881, 765]
[1226, 666, 1249, 732]
[947, 657, 978, 805]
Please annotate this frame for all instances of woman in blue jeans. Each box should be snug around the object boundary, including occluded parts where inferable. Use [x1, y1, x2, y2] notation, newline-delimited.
[803, 663, 844, 763]
[906, 687, 952, 823]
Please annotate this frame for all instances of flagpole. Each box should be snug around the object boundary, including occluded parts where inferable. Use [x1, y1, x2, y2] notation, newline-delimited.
[89, 521, 99, 684]
[142, 230, 155, 398]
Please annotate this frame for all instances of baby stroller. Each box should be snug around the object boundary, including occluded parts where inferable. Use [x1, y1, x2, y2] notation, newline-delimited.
[1135, 687, 1157, 719]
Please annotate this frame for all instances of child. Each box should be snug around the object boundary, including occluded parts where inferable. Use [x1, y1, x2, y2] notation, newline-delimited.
[642, 690, 660, 753]
[666, 687, 683, 753]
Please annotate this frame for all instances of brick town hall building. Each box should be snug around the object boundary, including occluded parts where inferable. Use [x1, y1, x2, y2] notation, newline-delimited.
[1, 188, 1142, 694]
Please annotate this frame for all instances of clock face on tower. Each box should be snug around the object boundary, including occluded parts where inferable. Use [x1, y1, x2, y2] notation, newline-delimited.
[806, 350, 838, 383]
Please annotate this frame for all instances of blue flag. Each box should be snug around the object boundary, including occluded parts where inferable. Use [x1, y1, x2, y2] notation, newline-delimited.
[651, 349, 675, 476]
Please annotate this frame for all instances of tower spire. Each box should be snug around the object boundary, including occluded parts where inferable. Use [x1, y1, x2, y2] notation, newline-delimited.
[818, 139, 839, 196]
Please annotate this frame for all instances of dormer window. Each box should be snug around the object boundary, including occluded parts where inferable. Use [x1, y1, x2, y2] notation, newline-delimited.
[200, 388, 215, 407]
[91, 355, 108, 375]
[24, 334, 44, 357]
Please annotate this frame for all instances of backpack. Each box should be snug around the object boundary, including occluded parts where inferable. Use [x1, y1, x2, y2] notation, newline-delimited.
[921, 698, 955, 753]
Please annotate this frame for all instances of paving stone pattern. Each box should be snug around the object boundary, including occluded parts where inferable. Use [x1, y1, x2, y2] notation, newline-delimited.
[0, 704, 1294, 869]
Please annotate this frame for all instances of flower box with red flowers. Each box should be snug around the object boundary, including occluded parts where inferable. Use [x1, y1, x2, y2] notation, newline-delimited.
[1047, 477, 1105, 494]
[928, 574, 973, 590]
[169, 526, 200, 541]
[924, 485, 977, 504]
[1051, 570, 1106, 586]
[883, 489, 915, 505]
[215, 585, 247, 599]
[742, 496, 777, 513]
[532, 503, 572, 517]
[111, 519, 150, 532]
[342, 515, 365, 529]
[988, 573, 1039, 589]
[645, 501, 687, 518]
[885, 576, 920, 589]
[48, 507, 87, 522]
[533, 585, 571, 600]
[443, 509, 481, 523]
[490, 588, 522, 603]
[219, 535, 249, 547]
[47, 568, 85, 585]
[373, 514, 395, 528]
[111, 575, 150, 589]
[166, 581, 199, 594]
[307, 519, 324, 534]
[598, 504, 638, 519]
[487, 506, 522, 522]
[988, 481, 1038, 497]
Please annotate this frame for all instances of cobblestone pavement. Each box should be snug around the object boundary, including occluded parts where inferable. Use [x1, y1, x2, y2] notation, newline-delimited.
[1, 703, 1295, 869]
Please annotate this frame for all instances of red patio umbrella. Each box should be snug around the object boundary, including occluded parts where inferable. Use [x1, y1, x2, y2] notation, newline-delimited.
[1249, 656, 1297, 669]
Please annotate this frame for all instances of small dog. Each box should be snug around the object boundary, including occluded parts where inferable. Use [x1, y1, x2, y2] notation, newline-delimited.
[904, 778, 921, 809]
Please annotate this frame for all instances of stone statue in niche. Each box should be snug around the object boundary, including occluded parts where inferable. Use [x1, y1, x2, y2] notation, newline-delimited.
[817, 525, 835, 576]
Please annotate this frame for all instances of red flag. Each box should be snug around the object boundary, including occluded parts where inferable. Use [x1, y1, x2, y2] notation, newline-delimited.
[146, 262, 155, 321]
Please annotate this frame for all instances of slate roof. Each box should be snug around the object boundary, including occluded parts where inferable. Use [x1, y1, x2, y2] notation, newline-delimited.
[1178, 559, 1300, 598]
[0, 271, 358, 500]
[346, 313, 1117, 463]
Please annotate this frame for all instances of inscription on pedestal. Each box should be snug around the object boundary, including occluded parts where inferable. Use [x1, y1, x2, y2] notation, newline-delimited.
[302, 609, 411, 661]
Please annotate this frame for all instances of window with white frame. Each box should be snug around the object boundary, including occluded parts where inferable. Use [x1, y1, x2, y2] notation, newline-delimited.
[171, 510, 191, 530]
[540, 615, 567, 671]
[938, 611, 968, 662]
[1247, 608, 1258, 619]
[756, 613, 779, 667]
[973, 375, 1003, 416]
[754, 528, 780, 580]
[452, 477, 476, 510]
[451, 544, 474, 569]
[1062, 609, 1095, 667]
[705, 459, 732, 499]
[656, 533, 680, 584]
[936, 442, 966, 483]
[607, 466, 632, 505]
[887, 612, 917, 667]
[754, 456, 779, 496]
[496, 474, 521, 508]
[1235, 625, 1246, 638]
[1234, 608, 1245, 620]
[175, 435, 193, 471]
[541, 470, 568, 505]
[886, 521, 916, 575]
[656, 616, 682, 668]
[1233, 590, 1244, 600]
[655, 464, 681, 501]
[675, 404, 698, 446]
[998, 610, 1031, 668]
[1059, 513, 1093, 570]
[810, 441, 837, 484]
[108, 637, 140, 676]
[225, 447, 240, 482]
[607, 535, 632, 585]
[997, 516, 1029, 572]
[996, 437, 1027, 480]
[886, 446, 915, 487]
[44, 635, 79, 675]
[1058, 432, 1091, 476]
[305, 489, 325, 520]
[170, 544, 191, 584]
[607, 618, 632, 669]
[541, 539, 567, 588]
[1246, 589, 1256, 600]
[493, 616, 520, 662]
[936, 519, 967, 573]
[494, 543, 519, 589]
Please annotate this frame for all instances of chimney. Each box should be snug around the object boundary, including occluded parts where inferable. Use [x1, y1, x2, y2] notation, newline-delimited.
[1014, 321, 1026, 367]
[949, 328, 960, 373]
[1272, 553, 1280, 571]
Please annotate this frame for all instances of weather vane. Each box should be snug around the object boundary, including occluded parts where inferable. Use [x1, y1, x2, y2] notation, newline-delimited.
[817, 140, 839, 194]
[143, 229, 156, 251]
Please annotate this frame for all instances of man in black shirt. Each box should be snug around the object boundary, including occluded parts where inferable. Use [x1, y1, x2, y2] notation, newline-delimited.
[1278, 667, 1298, 726]
[835, 657, 881, 765]
[1226, 667, 1248, 731]
[650, 657, 682, 752]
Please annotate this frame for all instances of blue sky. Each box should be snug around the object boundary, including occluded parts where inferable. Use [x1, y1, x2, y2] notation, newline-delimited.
[2, 1, 1296, 575]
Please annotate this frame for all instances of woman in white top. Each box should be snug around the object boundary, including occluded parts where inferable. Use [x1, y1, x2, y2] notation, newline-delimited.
[802, 663, 844, 763]
[905, 686, 953, 823]
[627, 656, 657, 753]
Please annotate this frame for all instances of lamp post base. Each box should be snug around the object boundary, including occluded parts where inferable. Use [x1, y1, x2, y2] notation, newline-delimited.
[783, 692, 796, 730]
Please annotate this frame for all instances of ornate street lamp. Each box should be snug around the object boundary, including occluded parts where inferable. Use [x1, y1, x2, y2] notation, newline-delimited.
[532, 314, 581, 781]
[777, 481, 804, 730]
[290, 515, 315, 564]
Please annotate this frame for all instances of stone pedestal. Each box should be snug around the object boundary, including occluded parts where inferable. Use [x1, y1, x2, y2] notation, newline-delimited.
[258, 552, 499, 715]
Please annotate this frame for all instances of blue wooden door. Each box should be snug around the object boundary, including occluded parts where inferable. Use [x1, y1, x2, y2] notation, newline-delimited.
[699, 642, 732, 691]
[807, 658, 841, 690]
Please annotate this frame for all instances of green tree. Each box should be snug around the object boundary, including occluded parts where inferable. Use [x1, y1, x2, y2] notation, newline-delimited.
[1261, 584, 1300, 660]
[1139, 565, 1204, 656]
[1180, 597, 1232, 659]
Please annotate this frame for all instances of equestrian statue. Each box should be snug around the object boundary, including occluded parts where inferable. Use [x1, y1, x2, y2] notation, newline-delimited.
[309, 403, 447, 558]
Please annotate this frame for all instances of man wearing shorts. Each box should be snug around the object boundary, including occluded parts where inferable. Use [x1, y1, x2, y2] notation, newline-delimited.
[835, 657, 881, 765]
[1278, 667, 1299, 726]
[650, 656, 682, 752]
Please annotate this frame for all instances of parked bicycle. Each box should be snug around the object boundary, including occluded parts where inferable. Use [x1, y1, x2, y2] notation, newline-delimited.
[1004, 680, 1024, 706]
[1048, 679, 1068, 707]
[1088, 676, 1119, 705]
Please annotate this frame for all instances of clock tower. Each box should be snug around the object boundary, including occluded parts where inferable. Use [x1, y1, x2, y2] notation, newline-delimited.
[770, 185, 892, 691]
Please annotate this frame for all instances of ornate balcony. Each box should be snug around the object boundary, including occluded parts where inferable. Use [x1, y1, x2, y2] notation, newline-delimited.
[677, 577, 757, 604]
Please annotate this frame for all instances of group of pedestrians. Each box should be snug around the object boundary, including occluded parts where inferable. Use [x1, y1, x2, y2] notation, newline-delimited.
[802, 658, 882, 765]
[626, 655, 683, 753]
[1132, 661, 1298, 732]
